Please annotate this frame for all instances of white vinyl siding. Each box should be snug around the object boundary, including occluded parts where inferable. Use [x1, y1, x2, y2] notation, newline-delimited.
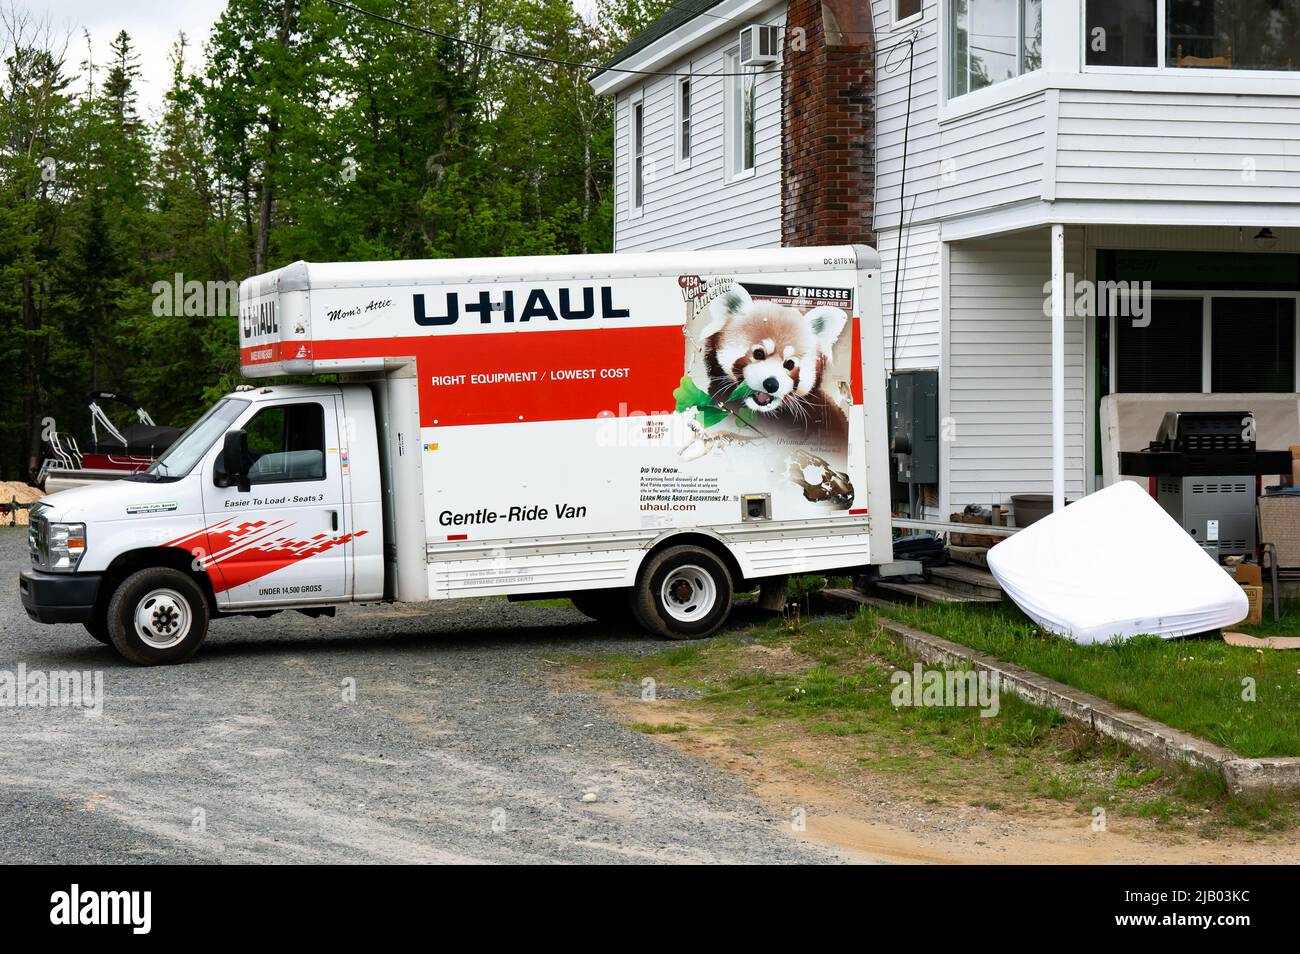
[613, 12, 784, 253]
[934, 93, 1048, 218]
[873, 1, 944, 374]
[946, 228, 1087, 509]
[1055, 89, 1300, 203]
[873, 0, 1049, 375]
[873, 1, 1049, 228]
[873, 0, 943, 230]
[877, 222, 943, 369]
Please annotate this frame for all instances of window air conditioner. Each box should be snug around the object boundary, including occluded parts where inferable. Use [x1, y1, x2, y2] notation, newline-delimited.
[739, 25, 780, 67]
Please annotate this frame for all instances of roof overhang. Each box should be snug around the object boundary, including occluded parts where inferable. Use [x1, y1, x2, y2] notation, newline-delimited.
[589, 0, 784, 98]
[939, 200, 1300, 243]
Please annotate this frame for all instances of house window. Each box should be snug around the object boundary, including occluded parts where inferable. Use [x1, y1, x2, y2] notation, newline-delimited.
[677, 76, 692, 163]
[1086, 0, 1300, 72]
[1085, 0, 1157, 67]
[897, 0, 923, 22]
[632, 100, 644, 211]
[1168, 0, 1300, 72]
[949, 0, 1042, 97]
[725, 50, 756, 178]
[1114, 296, 1297, 394]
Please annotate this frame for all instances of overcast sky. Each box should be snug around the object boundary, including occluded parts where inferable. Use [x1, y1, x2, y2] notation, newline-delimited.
[24, 0, 601, 120]
[26, 0, 226, 119]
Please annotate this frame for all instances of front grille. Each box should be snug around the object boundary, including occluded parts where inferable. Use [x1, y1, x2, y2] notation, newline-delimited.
[28, 509, 48, 570]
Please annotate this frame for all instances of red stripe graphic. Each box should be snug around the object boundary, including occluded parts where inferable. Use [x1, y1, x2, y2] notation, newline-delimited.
[166, 520, 365, 593]
[849, 316, 864, 405]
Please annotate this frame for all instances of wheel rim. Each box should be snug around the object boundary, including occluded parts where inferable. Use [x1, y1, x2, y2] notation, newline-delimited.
[659, 565, 717, 623]
[133, 588, 191, 649]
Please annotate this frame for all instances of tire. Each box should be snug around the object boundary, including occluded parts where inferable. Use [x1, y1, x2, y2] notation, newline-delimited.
[631, 545, 733, 640]
[570, 589, 632, 624]
[106, 567, 210, 666]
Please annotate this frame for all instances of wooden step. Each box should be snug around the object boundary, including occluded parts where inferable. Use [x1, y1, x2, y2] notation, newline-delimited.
[927, 563, 1003, 600]
[949, 545, 993, 569]
[873, 579, 1002, 606]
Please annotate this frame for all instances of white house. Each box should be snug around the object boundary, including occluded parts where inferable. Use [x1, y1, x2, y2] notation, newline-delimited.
[591, 0, 1300, 520]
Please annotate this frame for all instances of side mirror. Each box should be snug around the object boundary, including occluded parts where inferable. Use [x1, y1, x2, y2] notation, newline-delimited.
[221, 429, 252, 493]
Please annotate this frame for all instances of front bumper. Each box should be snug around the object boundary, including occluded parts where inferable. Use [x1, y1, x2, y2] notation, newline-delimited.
[19, 569, 102, 624]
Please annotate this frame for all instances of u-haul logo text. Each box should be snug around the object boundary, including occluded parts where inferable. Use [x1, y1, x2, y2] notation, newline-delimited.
[242, 300, 279, 338]
[413, 286, 630, 326]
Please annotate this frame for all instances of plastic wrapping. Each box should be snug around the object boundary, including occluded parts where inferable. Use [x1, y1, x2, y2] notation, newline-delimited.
[987, 481, 1249, 644]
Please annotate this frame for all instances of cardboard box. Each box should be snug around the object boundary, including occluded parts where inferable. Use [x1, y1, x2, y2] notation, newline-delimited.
[1235, 562, 1262, 588]
[1240, 585, 1263, 626]
[1258, 494, 1300, 568]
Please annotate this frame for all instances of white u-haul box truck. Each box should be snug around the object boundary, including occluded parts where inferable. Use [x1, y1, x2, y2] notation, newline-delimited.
[20, 247, 892, 665]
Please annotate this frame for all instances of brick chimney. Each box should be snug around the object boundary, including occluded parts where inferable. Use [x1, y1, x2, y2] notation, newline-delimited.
[781, 0, 876, 247]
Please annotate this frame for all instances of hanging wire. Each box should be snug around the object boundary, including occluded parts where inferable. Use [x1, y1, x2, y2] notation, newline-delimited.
[889, 30, 918, 374]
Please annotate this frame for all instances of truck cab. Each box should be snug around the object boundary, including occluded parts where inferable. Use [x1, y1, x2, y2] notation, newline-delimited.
[21, 383, 385, 664]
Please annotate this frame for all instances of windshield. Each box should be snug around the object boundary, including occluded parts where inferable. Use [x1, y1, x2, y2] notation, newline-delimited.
[141, 398, 249, 481]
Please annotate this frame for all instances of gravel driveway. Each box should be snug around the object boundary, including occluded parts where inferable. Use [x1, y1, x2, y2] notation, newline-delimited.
[0, 528, 846, 864]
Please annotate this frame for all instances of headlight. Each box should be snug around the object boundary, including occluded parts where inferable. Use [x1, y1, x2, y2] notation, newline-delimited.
[47, 522, 87, 572]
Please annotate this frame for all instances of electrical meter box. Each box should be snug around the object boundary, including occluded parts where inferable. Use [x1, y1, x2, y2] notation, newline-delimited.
[888, 369, 939, 485]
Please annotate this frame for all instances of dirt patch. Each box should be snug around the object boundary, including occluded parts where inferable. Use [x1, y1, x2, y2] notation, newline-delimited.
[596, 690, 1300, 864]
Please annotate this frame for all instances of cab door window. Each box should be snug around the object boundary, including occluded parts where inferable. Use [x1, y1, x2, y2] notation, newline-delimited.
[244, 403, 326, 483]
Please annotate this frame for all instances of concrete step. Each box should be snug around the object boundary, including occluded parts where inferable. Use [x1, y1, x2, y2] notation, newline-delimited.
[873, 579, 1002, 606]
[927, 563, 1003, 600]
[821, 588, 900, 611]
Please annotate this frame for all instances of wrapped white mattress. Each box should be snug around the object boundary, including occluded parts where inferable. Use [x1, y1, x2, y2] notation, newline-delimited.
[986, 481, 1249, 644]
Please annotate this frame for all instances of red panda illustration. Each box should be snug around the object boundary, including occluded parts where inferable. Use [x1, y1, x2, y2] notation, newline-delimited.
[701, 285, 849, 442]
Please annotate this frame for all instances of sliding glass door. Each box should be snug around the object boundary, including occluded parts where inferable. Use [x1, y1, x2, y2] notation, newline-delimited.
[1114, 297, 1203, 392]
[1210, 297, 1296, 393]
[1112, 293, 1298, 394]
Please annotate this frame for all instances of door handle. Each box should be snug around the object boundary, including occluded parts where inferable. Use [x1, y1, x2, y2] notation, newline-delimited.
[329, 510, 339, 532]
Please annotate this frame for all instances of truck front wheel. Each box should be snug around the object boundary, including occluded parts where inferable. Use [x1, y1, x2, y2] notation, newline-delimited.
[106, 567, 210, 666]
[631, 546, 733, 640]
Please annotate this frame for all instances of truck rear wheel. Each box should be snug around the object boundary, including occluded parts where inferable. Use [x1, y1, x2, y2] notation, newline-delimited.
[570, 589, 632, 624]
[631, 545, 732, 640]
[106, 567, 210, 666]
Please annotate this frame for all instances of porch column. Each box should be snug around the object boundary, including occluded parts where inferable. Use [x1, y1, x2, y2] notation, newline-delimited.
[1050, 224, 1065, 512]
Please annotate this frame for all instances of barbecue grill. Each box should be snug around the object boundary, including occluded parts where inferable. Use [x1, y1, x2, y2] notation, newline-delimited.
[1118, 411, 1292, 560]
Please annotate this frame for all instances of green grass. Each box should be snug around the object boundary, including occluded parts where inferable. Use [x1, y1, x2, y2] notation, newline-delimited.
[879, 601, 1300, 758]
[571, 609, 1296, 832]
[625, 722, 689, 734]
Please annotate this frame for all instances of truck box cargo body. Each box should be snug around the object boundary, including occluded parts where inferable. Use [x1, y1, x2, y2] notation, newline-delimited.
[20, 247, 891, 665]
